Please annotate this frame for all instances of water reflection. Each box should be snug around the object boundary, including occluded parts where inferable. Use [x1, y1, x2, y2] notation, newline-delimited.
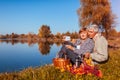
[0, 39, 61, 55]
[38, 41, 53, 55]
[54, 41, 61, 47]
[0, 39, 62, 73]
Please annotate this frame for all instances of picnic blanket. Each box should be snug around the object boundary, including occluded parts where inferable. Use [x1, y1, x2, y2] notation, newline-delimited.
[54, 58, 102, 78]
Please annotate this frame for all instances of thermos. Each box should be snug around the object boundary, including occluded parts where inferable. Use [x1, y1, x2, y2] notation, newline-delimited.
[64, 54, 67, 60]
[75, 58, 79, 68]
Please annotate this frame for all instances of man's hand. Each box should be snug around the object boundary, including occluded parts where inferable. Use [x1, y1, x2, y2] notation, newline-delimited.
[84, 52, 90, 59]
[66, 45, 74, 51]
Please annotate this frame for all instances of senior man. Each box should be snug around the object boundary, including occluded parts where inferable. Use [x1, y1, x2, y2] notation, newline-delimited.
[85, 24, 108, 63]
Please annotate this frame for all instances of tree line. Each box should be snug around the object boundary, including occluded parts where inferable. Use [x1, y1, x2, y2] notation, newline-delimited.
[0, 25, 79, 40]
[0, 25, 120, 41]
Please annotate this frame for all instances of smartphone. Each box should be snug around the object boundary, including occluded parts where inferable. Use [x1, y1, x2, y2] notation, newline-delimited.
[65, 36, 71, 41]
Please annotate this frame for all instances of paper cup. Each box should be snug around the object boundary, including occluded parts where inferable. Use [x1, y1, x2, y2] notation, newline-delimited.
[77, 45, 80, 49]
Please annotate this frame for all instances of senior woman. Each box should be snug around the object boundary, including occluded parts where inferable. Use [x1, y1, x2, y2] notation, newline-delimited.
[58, 28, 94, 66]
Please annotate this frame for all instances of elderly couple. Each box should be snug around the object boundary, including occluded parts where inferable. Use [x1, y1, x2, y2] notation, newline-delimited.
[58, 24, 108, 66]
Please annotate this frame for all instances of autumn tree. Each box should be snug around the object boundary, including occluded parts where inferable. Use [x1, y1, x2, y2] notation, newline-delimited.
[65, 31, 71, 36]
[11, 33, 19, 39]
[118, 32, 120, 37]
[5, 34, 10, 39]
[11, 33, 15, 39]
[55, 32, 62, 39]
[27, 32, 34, 40]
[77, 0, 116, 38]
[38, 25, 51, 38]
[109, 29, 118, 38]
[71, 31, 79, 39]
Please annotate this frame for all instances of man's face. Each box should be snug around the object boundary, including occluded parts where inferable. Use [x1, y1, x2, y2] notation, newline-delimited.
[88, 29, 96, 38]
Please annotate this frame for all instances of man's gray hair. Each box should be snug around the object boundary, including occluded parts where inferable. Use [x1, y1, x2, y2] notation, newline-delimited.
[87, 24, 99, 32]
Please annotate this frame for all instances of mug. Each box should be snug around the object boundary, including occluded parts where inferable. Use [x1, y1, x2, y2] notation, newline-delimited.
[77, 45, 80, 49]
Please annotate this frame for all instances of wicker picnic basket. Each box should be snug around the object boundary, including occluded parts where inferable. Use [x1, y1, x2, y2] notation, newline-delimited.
[53, 58, 70, 68]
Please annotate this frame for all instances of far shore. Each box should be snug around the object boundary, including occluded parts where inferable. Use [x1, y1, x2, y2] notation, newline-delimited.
[0, 37, 120, 49]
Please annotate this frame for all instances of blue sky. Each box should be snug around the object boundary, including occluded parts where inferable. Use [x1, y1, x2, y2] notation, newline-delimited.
[0, 0, 119, 35]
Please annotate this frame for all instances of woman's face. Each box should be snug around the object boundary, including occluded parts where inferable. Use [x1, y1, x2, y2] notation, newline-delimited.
[80, 31, 88, 40]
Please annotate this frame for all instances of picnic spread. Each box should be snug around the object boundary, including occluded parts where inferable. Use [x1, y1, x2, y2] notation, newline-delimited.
[53, 57, 102, 78]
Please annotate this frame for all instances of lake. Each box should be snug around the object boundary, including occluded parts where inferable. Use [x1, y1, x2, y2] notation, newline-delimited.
[0, 40, 62, 73]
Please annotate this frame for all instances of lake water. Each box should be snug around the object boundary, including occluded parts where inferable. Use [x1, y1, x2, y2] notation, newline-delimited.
[0, 41, 61, 73]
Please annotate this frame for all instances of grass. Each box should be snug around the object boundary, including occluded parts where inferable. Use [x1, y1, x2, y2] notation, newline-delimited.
[0, 49, 120, 80]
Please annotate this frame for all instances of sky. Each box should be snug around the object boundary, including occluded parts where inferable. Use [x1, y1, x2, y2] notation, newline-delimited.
[0, 0, 120, 35]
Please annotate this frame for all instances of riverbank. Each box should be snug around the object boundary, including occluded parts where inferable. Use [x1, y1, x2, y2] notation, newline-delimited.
[0, 49, 120, 80]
